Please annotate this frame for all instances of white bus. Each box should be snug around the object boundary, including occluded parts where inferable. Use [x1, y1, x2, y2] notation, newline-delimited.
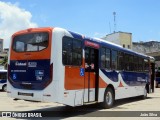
[0, 69, 7, 91]
[7, 27, 154, 108]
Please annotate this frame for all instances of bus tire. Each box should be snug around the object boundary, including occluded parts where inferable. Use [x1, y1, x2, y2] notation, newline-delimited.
[102, 87, 114, 109]
[2, 84, 7, 92]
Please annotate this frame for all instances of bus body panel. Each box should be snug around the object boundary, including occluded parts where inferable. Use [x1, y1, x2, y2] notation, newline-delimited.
[98, 69, 147, 101]
[7, 27, 151, 107]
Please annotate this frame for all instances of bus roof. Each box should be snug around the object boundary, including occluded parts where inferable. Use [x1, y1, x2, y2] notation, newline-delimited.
[65, 28, 149, 59]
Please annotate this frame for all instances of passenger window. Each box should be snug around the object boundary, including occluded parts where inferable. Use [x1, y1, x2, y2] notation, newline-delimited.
[72, 40, 82, 65]
[118, 52, 124, 70]
[134, 56, 138, 71]
[129, 55, 134, 71]
[138, 58, 144, 71]
[144, 59, 149, 72]
[112, 50, 118, 70]
[101, 47, 106, 68]
[62, 36, 82, 66]
[124, 54, 129, 70]
[101, 47, 111, 69]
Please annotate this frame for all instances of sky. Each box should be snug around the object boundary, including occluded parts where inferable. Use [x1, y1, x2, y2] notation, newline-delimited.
[1, 0, 160, 48]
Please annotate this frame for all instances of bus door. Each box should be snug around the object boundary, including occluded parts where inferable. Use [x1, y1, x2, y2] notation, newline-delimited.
[84, 47, 99, 102]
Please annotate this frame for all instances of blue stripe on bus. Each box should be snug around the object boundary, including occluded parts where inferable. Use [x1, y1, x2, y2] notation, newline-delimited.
[101, 69, 118, 82]
[101, 69, 149, 86]
[120, 71, 149, 86]
[69, 31, 84, 40]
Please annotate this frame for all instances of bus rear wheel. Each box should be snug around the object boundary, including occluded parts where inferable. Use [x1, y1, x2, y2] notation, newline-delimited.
[102, 87, 114, 109]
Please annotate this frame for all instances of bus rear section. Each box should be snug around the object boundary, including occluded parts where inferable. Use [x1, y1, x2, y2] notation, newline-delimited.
[7, 28, 53, 102]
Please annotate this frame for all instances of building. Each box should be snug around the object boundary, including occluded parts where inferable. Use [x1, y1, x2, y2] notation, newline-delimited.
[132, 41, 160, 54]
[0, 39, 3, 53]
[133, 41, 160, 69]
[102, 32, 132, 49]
[0, 39, 8, 69]
[3, 48, 9, 54]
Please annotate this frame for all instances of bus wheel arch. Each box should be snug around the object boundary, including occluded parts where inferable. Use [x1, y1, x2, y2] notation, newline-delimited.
[102, 84, 115, 109]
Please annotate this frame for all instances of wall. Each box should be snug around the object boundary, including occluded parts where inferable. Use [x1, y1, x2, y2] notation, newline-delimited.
[119, 32, 132, 49]
[102, 32, 132, 49]
[132, 41, 160, 54]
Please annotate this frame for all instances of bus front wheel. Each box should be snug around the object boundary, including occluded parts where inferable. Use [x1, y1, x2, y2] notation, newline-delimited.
[102, 87, 115, 109]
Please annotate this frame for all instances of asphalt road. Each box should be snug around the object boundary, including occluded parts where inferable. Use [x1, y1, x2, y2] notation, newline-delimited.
[0, 88, 160, 120]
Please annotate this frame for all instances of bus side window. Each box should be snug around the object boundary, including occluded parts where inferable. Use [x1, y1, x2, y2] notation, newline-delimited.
[62, 38, 72, 65]
[72, 40, 82, 65]
[62, 36, 82, 66]
[101, 47, 106, 68]
[118, 52, 124, 70]
[100, 47, 111, 69]
[138, 58, 143, 72]
[129, 55, 134, 71]
[134, 56, 138, 71]
[112, 50, 118, 70]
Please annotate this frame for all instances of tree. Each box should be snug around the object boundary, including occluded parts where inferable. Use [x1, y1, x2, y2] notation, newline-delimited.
[0, 56, 8, 70]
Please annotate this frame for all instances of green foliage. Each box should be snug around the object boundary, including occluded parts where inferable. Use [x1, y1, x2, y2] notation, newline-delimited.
[0, 56, 8, 69]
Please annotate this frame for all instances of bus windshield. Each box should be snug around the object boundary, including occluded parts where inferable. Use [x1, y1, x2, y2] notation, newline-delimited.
[13, 32, 49, 52]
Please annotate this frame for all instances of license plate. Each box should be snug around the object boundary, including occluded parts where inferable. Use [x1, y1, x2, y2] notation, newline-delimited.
[18, 92, 34, 97]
